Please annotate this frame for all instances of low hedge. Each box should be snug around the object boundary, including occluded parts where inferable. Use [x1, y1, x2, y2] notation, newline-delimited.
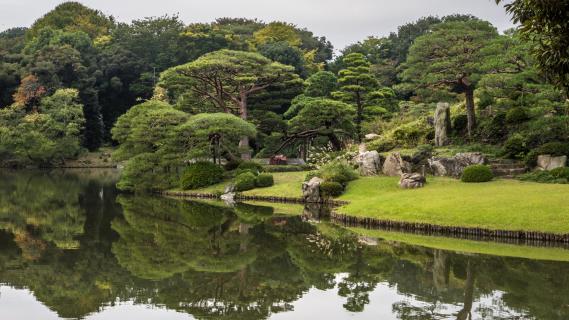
[180, 162, 224, 190]
[320, 181, 344, 197]
[237, 161, 263, 173]
[262, 164, 314, 172]
[461, 165, 494, 183]
[234, 172, 257, 192]
[255, 174, 274, 188]
[519, 169, 569, 184]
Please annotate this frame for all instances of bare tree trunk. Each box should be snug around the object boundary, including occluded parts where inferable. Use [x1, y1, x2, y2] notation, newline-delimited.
[238, 93, 251, 160]
[465, 87, 476, 137]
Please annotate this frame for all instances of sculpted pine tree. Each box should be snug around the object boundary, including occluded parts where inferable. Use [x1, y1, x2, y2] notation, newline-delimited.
[402, 20, 498, 136]
[333, 53, 378, 142]
[159, 49, 297, 159]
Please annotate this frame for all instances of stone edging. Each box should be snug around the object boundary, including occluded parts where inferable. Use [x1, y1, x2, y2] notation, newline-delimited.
[330, 212, 569, 244]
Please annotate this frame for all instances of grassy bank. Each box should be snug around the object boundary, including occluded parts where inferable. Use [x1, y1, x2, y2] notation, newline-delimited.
[171, 171, 307, 198]
[338, 176, 569, 234]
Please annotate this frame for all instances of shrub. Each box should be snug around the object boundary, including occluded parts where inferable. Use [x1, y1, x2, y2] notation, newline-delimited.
[234, 172, 257, 192]
[180, 162, 224, 190]
[304, 171, 319, 182]
[237, 161, 263, 173]
[262, 164, 313, 172]
[524, 142, 569, 167]
[316, 160, 358, 184]
[255, 174, 274, 188]
[367, 136, 396, 152]
[452, 114, 468, 135]
[319, 181, 344, 197]
[519, 170, 569, 184]
[503, 134, 528, 159]
[461, 165, 493, 183]
[550, 167, 569, 180]
[505, 107, 529, 124]
[235, 168, 259, 176]
[224, 159, 242, 171]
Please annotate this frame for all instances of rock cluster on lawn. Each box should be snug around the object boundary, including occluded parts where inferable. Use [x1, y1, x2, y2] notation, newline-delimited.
[302, 177, 324, 203]
[399, 173, 426, 189]
[434, 102, 451, 147]
[357, 150, 382, 176]
[428, 152, 486, 178]
[383, 152, 412, 176]
[537, 155, 567, 171]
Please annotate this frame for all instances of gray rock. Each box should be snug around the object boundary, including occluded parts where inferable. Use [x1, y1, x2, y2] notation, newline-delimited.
[382, 152, 412, 176]
[357, 150, 381, 176]
[364, 133, 380, 140]
[302, 177, 324, 203]
[428, 152, 486, 178]
[434, 102, 451, 147]
[399, 173, 426, 189]
[537, 155, 567, 171]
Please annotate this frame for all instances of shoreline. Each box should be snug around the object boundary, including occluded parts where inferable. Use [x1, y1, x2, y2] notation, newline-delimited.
[160, 188, 569, 244]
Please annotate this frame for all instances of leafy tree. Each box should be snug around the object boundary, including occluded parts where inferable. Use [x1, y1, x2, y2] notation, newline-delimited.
[258, 41, 306, 76]
[0, 89, 85, 165]
[305, 71, 337, 97]
[26, 2, 113, 40]
[251, 22, 302, 48]
[159, 49, 297, 158]
[401, 20, 498, 136]
[166, 113, 257, 164]
[496, 0, 569, 93]
[282, 98, 355, 152]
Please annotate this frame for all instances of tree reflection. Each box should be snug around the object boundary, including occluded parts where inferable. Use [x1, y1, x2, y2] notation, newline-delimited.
[0, 172, 569, 319]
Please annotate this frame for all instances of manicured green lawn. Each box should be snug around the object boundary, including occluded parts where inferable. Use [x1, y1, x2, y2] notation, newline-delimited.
[171, 171, 308, 198]
[338, 176, 569, 234]
[350, 228, 569, 262]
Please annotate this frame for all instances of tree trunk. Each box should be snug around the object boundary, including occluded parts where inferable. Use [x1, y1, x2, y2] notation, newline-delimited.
[465, 87, 476, 137]
[456, 259, 475, 320]
[238, 93, 251, 160]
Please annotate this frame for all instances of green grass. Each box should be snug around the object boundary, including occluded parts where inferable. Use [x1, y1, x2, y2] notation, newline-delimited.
[242, 171, 307, 198]
[350, 228, 569, 262]
[338, 176, 569, 234]
[170, 171, 308, 198]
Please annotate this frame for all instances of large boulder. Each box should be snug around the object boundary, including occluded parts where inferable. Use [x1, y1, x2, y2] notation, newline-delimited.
[428, 152, 486, 178]
[399, 173, 426, 189]
[537, 155, 567, 171]
[382, 152, 412, 176]
[302, 177, 324, 203]
[357, 150, 382, 176]
[434, 102, 451, 147]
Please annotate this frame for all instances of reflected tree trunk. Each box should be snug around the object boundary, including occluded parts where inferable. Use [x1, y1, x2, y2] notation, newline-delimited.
[457, 259, 475, 320]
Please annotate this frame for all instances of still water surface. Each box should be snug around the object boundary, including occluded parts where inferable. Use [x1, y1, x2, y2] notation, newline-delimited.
[0, 170, 568, 320]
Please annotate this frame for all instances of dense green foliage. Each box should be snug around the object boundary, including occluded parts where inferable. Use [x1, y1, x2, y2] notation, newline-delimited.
[180, 162, 224, 190]
[234, 172, 257, 191]
[461, 165, 494, 183]
[255, 173, 275, 188]
[519, 169, 569, 184]
[314, 160, 359, 185]
[320, 181, 345, 197]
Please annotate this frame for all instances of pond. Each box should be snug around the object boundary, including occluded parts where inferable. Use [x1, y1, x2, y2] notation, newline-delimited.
[0, 170, 568, 320]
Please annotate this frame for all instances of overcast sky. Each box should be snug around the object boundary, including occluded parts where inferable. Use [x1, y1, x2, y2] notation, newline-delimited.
[0, 0, 515, 50]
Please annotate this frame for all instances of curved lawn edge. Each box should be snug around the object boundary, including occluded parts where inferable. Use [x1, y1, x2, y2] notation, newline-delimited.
[331, 212, 569, 243]
[159, 190, 348, 206]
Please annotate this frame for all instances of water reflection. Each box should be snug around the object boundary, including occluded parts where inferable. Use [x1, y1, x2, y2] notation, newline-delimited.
[0, 170, 568, 319]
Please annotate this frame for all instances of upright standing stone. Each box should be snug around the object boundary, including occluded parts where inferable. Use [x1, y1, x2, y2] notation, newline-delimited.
[434, 102, 451, 147]
[357, 150, 381, 176]
[382, 152, 411, 176]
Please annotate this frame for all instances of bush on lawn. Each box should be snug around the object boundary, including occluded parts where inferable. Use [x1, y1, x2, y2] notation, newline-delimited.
[255, 174, 274, 188]
[237, 161, 263, 173]
[180, 162, 224, 190]
[235, 168, 259, 177]
[550, 167, 569, 180]
[316, 160, 359, 184]
[319, 181, 344, 197]
[461, 165, 493, 183]
[234, 172, 257, 191]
